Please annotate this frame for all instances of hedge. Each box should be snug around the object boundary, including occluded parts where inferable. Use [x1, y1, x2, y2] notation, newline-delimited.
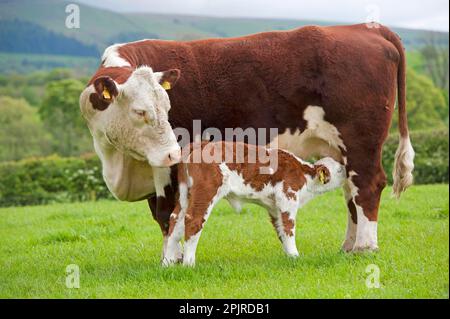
[382, 129, 449, 185]
[0, 154, 112, 207]
[0, 129, 448, 207]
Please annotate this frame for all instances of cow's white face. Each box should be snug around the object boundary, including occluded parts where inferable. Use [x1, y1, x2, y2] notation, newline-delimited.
[80, 66, 181, 167]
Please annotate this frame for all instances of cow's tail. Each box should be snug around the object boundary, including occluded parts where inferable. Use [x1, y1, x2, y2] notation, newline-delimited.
[381, 27, 415, 198]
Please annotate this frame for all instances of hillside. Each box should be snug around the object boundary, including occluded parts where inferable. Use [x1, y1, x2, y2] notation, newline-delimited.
[0, 0, 448, 73]
[1, 0, 448, 50]
[0, 19, 98, 56]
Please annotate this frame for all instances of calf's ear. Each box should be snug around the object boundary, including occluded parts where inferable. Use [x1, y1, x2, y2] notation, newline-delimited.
[315, 165, 331, 184]
[89, 76, 119, 111]
[157, 69, 181, 90]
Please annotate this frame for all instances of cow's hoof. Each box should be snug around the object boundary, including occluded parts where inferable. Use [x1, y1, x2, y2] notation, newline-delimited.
[341, 240, 355, 253]
[161, 257, 178, 267]
[351, 244, 379, 253]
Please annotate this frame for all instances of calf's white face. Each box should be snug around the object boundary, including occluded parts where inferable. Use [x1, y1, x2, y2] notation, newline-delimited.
[80, 66, 181, 167]
[308, 157, 346, 193]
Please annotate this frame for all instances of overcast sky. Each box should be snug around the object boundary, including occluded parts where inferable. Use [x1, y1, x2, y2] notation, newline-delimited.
[78, 0, 449, 31]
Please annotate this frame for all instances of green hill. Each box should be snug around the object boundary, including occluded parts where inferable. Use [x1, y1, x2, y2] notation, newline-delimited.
[0, 19, 98, 56]
[0, 0, 448, 74]
[1, 0, 448, 51]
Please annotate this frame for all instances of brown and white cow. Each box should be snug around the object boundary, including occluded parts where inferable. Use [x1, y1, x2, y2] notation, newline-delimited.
[80, 23, 415, 254]
[164, 141, 347, 266]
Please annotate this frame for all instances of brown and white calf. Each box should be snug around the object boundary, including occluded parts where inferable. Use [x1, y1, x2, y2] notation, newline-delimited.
[163, 142, 346, 266]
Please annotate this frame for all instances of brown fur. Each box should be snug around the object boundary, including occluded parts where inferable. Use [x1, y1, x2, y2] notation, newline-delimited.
[170, 142, 324, 240]
[86, 24, 411, 236]
[281, 212, 295, 237]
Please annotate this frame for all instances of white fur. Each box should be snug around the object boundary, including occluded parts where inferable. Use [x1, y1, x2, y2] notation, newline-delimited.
[183, 232, 202, 267]
[353, 214, 378, 252]
[183, 184, 228, 266]
[163, 213, 185, 266]
[153, 167, 172, 198]
[345, 171, 379, 252]
[393, 136, 415, 198]
[341, 171, 358, 252]
[79, 66, 181, 200]
[92, 136, 156, 201]
[101, 43, 131, 68]
[271, 105, 346, 162]
[167, 157, 346, 266]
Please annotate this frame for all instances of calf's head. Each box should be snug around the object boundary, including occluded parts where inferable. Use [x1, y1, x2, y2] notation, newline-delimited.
[308, 157, 346, 193]
[80, 66, 181, 167]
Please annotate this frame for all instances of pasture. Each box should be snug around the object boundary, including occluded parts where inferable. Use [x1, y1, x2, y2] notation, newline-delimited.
[0, 185, 448, 299]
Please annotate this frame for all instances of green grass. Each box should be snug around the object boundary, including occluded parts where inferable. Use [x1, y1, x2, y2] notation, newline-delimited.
[0, 185, 448, 299]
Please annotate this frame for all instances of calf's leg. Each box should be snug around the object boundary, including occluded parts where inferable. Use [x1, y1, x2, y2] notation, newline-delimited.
[183, 186, 222, 266]
[162, 203, 185, 266]
[269, 208, 299, 257]
[147, 166, 182, 261]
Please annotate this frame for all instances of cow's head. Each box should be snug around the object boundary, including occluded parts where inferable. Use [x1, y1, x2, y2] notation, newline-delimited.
[80, 66, 181, 167]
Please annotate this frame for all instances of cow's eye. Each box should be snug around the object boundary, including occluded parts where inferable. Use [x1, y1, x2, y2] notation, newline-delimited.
[133, 109, 156, 125]
[133, 109, 146, 117]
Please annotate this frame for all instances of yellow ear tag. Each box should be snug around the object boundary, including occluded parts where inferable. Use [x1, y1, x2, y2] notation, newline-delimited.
[319, 170, 326, 184]
[161, 81, 171, 90]
[102, 88, 111, 100]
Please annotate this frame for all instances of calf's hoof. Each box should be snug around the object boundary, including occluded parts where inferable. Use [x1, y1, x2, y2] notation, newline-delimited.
[182, 257, 196, 267]
[285, 251, 299, 258]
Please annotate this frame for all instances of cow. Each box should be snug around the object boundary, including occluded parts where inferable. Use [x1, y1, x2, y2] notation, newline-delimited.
[79, 23, 415, 256]
[164, 141, 347, 266]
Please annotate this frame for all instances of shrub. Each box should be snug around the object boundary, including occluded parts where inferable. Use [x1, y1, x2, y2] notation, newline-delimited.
[0, 130, 447, 207]
[0, 154, 112, 207]
[382, 129, 449, 185]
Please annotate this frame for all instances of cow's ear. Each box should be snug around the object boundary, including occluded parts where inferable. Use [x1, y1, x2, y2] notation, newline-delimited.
[94, 76, 118, 101]
[90, 76, 119, 111]
[315, 165, 331, 184]
[157, 69, 181, 90]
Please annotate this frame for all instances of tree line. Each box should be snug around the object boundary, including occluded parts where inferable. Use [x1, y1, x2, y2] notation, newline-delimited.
[0, 46, 448, 162]
[0, 19, 98, 57]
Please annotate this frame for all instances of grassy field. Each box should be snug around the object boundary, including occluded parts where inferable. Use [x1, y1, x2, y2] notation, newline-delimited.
[0, 185, 448, 299]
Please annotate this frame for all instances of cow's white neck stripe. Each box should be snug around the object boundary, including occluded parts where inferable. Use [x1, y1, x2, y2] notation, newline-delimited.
[102, 43, 131, 68]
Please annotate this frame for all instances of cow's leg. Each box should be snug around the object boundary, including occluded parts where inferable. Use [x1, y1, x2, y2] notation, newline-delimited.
[268, 208, 299, 257]
[341, 182, 358, 252]
[147, 195, 168, 259]
[343, 160, 387, 252]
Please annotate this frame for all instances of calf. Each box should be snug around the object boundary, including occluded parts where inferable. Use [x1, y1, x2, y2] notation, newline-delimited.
[163, 142, 346, 266]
